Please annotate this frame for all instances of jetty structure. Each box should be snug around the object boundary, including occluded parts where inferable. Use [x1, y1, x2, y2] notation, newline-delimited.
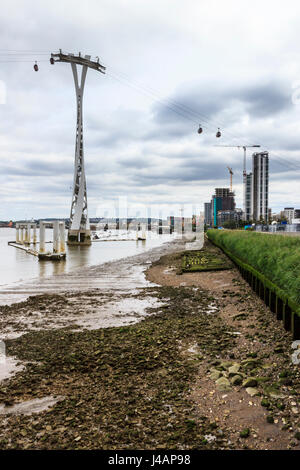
[38, 221, 66, 260]
[9, 221, 66, 260]
[15, 222, 37, 245]
[50, 50, 106, 246]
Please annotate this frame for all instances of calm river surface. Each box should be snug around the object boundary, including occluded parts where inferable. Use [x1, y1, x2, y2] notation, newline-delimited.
[0, 227, 174, 288]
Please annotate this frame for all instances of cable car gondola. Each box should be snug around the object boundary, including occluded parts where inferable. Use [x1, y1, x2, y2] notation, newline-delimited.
[33, 61, 38, 72]
[216, 128, 221, 138]
[197, 124, 203, 134]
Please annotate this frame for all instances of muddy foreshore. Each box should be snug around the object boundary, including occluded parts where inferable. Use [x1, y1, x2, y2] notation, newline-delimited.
[0, 239, 299, 450]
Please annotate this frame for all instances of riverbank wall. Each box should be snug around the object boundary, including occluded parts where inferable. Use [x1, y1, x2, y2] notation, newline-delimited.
[207, 230, 300, 340]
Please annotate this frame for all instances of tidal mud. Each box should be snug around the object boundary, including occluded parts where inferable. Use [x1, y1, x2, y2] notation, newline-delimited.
[0, 239, 299, 450]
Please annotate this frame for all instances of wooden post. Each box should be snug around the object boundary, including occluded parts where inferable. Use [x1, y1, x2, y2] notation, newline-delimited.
[259, 280, 264, 300]
[276, 297, 283, 320]
[255, 276, 259, 295]
[265, 287, 270, 307]
[270, 291, 276, 313]
[283, 304, 292, 331]
[250, 273, 254, 289]
[292, 313, 300, 340]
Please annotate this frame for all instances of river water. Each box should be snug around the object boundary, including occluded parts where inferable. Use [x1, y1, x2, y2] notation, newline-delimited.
[0, 227, 176, 305]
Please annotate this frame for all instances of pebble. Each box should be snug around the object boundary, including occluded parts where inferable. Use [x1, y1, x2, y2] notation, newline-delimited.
[230, 375, 242, 385]
[228, 363, 240, 376]
[246, 387, 259, 397]
[242, 378, 258, 388]
[210, 369, 222, 381]
[216, 377, 231, 392]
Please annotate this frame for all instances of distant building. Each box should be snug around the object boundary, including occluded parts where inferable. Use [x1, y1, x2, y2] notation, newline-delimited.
[204, 202, 212, 225]
[244, 152, 269, 222]
[244, 173, 252, 221]
[212, 196, 222, 227]
[268, 208, 272, 222]
[281, 208, 300, 223]
[217, 209, 243, 226]
[251, 151, 269, 222]
[211, 188, 235, 226]
[282, 208, 295, 224]
[295, 209, 300, 218]
[271, 211, 283, 222]
[214, 188, 229, 198]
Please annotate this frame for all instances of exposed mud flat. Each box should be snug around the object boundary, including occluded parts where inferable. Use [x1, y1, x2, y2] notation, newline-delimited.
[146, 242, 300, 450]
[0, 357, 24, 382]
[0, 238, 298, 450]
[0, 292, 169, 340]
[70, 296, 168, 330]
[0, 240, 185, 387]
[0, 396, 64, 416]
[0, 239, 185, 339]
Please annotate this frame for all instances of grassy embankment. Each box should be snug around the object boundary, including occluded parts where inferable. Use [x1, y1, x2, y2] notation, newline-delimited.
[207, 230, 300, 337]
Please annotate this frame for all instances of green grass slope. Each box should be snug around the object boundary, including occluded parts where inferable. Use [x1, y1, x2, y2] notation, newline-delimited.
[207, 230, 300, 305]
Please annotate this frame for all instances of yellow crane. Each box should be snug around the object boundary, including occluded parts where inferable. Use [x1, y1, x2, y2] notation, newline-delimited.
[227, 166, 233, 191]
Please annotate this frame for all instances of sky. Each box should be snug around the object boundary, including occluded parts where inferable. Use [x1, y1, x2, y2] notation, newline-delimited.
[1, 0, 300, 220]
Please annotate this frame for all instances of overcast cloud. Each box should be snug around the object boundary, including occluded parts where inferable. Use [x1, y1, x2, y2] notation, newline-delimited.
[1, 0, 300, 220]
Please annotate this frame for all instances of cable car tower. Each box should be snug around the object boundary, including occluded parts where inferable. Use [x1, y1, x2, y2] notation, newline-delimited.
[51, 50, 105, 245]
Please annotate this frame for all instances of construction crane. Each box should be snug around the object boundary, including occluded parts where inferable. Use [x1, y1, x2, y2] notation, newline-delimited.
[227, 166, 233, 192]
[215, 145, 261, 176]
[215, 144, 261, 218]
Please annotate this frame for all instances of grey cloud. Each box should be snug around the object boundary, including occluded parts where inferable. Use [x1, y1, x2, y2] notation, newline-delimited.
[242, 85, 291, 117]
[1, 1, 300, 218]
[0, 159, 73, 176]
[153, 81, 291, 128]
